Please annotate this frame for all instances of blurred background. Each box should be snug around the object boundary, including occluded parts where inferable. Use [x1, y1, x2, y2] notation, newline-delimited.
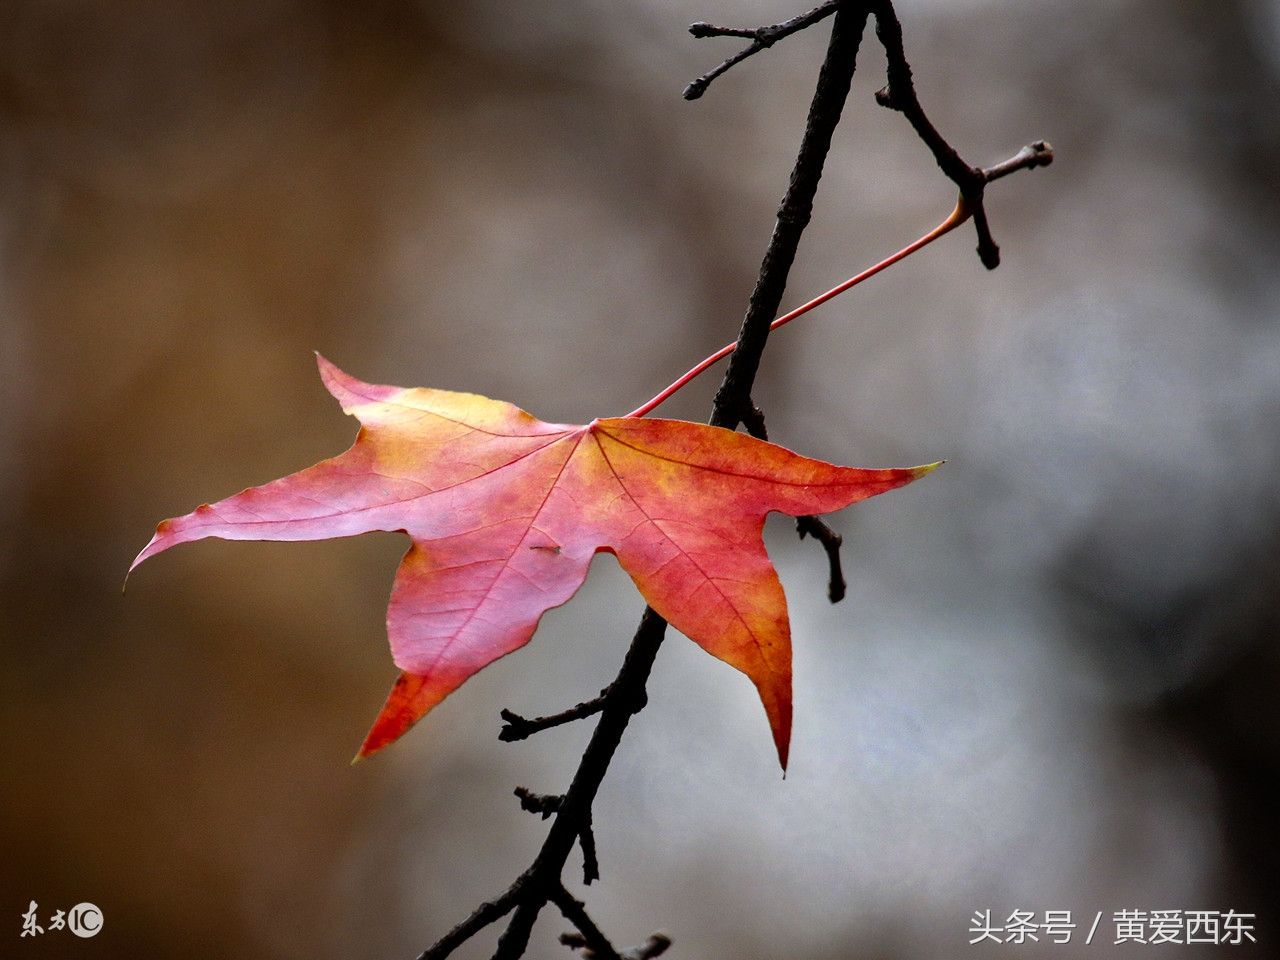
[3, 0, 1280, 957]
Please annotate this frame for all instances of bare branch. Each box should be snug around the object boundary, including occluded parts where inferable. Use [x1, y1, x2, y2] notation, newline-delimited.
[796, 515, 847, 603]
[622, 934, 674, 960]
[683, 1, 841, 100]
[578, 810, 600, 885]
[414, 887, 521, 960]
[739, 402, 769, 442]
[553, 887, 623, 960]
[499, 692, 609, 742]
[982, 140, 1054, 182]
[413, 5, 1050, 958]
[710, 2, 873, 431]
[868, 1, 1051, 268]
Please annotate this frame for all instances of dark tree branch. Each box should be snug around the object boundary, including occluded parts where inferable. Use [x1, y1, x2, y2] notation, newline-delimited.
[686, 0, 1052, 271]
[553, 887, 622, 960]
[514, 788, 600, 883]
[982, 140, 1054, 182]
[578, 809, 600, 885]
[489, 609, 669, 959]
[870, 4, 980, 193]
[797, 515, 847, 603]
[710, 2, 873, 432]
[423, 9, 870, 957]
[561, 920, 672, 960]
[683, 1, 841, 100]
[868, 0, 1052, 267]
[739, 402, 769, 441]
[415, 4, 1049, 958]
[622, 934, 674, 960]
[498, 691, 609, 742]
[415, 887, 521, 960]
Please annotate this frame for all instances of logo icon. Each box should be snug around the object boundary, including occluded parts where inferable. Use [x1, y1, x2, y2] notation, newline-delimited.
[67, 903, 102, 938]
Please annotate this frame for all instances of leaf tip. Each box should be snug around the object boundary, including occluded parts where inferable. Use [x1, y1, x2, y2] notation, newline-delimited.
[771, 704, 792, 773]
[314, 352, 342, 391]
[126, 528, 165, 579]
[912, 460, 945, 479]
[356, 671, 447, 760]
[313, 353, 384, 416]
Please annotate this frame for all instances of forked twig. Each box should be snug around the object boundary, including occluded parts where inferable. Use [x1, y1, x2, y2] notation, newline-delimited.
[683, 1, 841, 100]
[685, 0, 1052, 269]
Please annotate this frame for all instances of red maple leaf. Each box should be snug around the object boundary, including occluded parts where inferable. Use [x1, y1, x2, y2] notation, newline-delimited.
[131, 356, 934, 767]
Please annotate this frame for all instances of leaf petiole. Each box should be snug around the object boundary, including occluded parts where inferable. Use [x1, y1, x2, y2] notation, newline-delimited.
[624, 195, 973, 419]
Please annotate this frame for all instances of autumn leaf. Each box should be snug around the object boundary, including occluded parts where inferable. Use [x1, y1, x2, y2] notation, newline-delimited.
[131, 356, 935, 767]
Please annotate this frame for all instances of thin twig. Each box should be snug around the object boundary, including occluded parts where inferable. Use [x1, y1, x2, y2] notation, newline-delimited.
[561, 923, 672, 960]
[733, 403, 846, 603]
[579, 809, 600, 885]
[552, 887, 623, 960]
[797, 515, 847, 603]
[982, 140, 1054, 182]
[489, 609, 669, 959]
[414, 886, 522, 960]
[514, 787, 563, 819]
[683, 1, 841, 99]
[498, 691, 609, 742]
[739, 402, 769, 441]
[630, 144, 1045, 422]
[623, 934, 674, 960]
[868, 0, 1051, 268]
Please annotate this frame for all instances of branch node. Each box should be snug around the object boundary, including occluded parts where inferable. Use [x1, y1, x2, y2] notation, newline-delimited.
[740, 403, 769, 441]
[499, 708, 537, 742]
[626, 686, 648, 716]
[514, 786, 564, 819]
[552, 887, 623, 960]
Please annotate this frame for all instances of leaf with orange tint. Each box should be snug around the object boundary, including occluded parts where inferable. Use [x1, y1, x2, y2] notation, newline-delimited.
[131, 356, 935, 767]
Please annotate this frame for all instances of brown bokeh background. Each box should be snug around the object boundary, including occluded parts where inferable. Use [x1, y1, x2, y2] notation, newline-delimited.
[3, 1, 1280, 957]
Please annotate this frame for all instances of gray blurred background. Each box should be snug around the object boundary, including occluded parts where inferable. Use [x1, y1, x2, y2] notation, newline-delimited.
[3, 1, 1279, 957]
